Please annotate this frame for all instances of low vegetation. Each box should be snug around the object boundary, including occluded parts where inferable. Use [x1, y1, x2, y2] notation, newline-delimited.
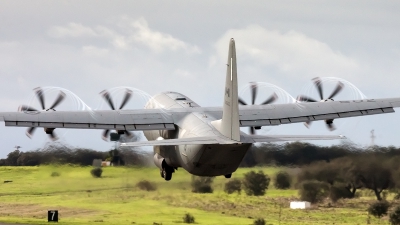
[253, 218, 266, 225]
[224, 178, 242, 194]
[390, 205, 400, 225]
[136, 180, 157, 191]
[50, 171, 60, 177]
[273, 171, 291, 189]
[183, 213, 195, 224]
[242, 170, 270, 196]
[90, 167, 103, 178]
[298, 180, 329, 203]
[368, 201, 390, 219]
[191, 176, 214, 193]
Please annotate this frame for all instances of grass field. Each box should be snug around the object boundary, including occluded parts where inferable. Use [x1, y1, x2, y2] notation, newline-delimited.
[0, 165, 389, 225]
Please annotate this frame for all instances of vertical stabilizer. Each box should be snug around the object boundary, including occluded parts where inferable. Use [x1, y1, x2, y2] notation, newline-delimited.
[211, 38, 240, 141]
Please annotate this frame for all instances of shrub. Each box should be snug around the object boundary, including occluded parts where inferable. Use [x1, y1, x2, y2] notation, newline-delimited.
[390, 205, 400, 225]
[368, 201, 389, 219]
[329, 183, 353, 202]
[253, 218, 266, 225]
[224, 179, 242, 194]
[136, 180, 157, 191]
[50, 172, 60, 177]
[183, 213, 195, 223]
[274, 171, 291, 189]
[394, 193, 400, 200]
[242, 170, 270, 196]
[298, 180, 329, 203]
[191, 176, 214, 193]
[90, 168, 103, 178]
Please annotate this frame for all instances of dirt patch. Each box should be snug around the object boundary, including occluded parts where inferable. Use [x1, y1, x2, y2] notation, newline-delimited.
[0, 203, 99, 219]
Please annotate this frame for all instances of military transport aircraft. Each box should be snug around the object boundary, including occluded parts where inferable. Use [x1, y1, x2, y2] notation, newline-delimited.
[1, 39, 399, 181]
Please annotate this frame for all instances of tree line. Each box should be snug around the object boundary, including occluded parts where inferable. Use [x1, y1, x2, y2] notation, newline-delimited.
[241, 141, 400, 167]
[0, 143, 152, 167]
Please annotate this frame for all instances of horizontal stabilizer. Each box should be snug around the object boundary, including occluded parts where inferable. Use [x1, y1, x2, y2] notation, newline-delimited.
[248, 134, 345, 143]
[120, 136, 237, 147]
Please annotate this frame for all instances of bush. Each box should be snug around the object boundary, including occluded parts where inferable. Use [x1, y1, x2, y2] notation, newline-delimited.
[329, 183, 353, 202]
[390, 205, 400, 225]
[253, 218, 266, 225]
[191, 176, 214, 193]
[242, 170, 270, 196]
[183, 213, 195, 223]
[368, 201, 389, 218]
[224, 179, 242, 194]
[298, 180, 329, 203]
[136, 180, 157, 191]
[50, 172, 60, 177]
[394, 193, 400, 200]
[90, 168, 103, 178]
[274, 171, 291, 189]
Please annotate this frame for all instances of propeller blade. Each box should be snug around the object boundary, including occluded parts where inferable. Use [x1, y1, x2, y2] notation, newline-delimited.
[25, 127, 36, 138]
[124, 130, 133, 138]
[18, 105, 38, 112]
[327, 81, 344, 100]
[48, 91, 66, 110]
[251, 83, 257, 105]
[34, 87, 46, 110]
[238, 97, 247, 105]
[119, 89, 133, 110]
[304, 121, 312, 128]
[261, 93, 278, 105]
[102, 129, 110, 141]
[100, 90, 115, 110]
[326, 122, 336, 131]
[48, 132, 58, 141]
[297, 95, 317, 102]
[313, 77, 324, 100]
[250, 126, 255, 135]
[325, 119, 336, 131]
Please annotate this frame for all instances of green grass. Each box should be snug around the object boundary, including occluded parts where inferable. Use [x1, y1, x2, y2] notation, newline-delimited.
[0, 165, 390, 224]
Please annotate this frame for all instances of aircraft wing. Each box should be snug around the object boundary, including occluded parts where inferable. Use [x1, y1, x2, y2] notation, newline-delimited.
[0, 97, 399, 131]
[0, 109, 176, 131]
[247, 134, 345, 142]
[235, 98, 400, 127]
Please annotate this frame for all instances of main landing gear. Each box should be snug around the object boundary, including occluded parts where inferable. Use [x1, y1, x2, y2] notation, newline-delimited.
[224, 174, 232, 178]
[160, 165, 174, 181]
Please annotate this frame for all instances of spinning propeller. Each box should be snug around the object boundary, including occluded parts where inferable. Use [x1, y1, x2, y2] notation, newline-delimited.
[100, 89, 133, 141]
[18, 87, 66, 140]
[296, 77, 344, 131]
[238, 82, 278, 134]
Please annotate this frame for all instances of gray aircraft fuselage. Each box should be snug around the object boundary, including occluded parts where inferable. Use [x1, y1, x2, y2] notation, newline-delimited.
[143, 92, 251, 176]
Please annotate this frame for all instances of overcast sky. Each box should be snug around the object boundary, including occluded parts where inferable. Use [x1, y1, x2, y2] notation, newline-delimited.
[0, 1, 399, 157]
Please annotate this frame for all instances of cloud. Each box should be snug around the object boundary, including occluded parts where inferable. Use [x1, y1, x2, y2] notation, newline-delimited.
[130, 18, 201, 54]
[48, 23, 98, 38]
[47, 17, 201, 54]
[213, 25, 360, 79]
[82, 45, 109, 57]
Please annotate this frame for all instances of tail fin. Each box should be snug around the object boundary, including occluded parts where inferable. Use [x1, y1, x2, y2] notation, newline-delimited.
[211, 38, 240, 141]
